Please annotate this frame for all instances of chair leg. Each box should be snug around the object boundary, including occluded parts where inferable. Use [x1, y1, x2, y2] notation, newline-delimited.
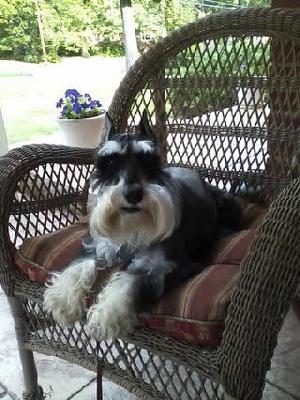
[96, 368, 103, 400]
[8, 296, 44, 400]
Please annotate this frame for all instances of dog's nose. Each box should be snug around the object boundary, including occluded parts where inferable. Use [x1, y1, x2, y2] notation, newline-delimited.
[123, 184, 143, 204]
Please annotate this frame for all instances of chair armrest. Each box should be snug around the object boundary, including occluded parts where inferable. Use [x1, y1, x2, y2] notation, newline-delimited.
[0, 144, 95, 296]
[219, 178, 300, 400]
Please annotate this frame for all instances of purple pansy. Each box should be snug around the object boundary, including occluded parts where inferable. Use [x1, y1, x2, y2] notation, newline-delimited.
[73, 102, 82, 115]
[56, 98, 64, 108]
[65, 89, 80, 98]
[90, 100, 102, 109]
[61, 105, 68, 117]
[56, 89, 103, 119]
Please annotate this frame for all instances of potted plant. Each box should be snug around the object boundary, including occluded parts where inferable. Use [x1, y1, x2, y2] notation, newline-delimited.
[236, 64, 264, 109]
[56, 89, 105, 148]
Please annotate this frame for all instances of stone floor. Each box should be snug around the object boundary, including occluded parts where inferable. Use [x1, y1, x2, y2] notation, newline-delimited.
[0, 287, 299, 399]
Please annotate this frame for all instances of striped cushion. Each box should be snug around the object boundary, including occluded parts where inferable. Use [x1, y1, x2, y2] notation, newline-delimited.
[15, 201, 265, 346]
[15, 217, 89, 284]
[141, 229, 256, 346]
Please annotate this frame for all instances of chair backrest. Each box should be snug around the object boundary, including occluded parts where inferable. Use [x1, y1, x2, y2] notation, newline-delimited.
[109, 7, 300, 203]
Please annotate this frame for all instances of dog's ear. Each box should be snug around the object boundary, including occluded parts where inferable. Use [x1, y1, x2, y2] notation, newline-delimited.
[101, 112, 116, 143]
[138, 110, 156, 142]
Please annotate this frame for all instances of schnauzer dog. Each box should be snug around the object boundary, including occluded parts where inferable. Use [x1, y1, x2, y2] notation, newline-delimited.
[43, 112, 240, 340]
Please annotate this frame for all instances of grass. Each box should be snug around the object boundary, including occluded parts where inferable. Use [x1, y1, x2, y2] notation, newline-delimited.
[6, 119, 57, 143]
[0, 56, 125, 145]
[0, 71, 57, 143]
[0, 72, 33, 78]
[0, 86, 59, 144]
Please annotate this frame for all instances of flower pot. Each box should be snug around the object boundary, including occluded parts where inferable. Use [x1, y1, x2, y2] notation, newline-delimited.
[56, 114, 105, 148]
[236, 87, 263, 109]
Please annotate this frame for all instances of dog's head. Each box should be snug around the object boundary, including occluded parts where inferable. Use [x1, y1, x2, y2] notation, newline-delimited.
[89, 112, 179, 249]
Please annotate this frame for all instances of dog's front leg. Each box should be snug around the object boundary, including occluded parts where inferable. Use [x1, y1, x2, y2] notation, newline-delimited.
[127, 249, 177, 301]
[85, 270, 140, 340]
[85, 248, 175, 341]
[43, 257, 97, 326]
[83, 236, 119, 267]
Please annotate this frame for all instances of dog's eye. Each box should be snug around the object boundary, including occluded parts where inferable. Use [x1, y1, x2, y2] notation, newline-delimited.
[107, 157, 119, 168]
[97, 154, 124, 175]
[136, 153, 160, 177]
[104, 154, 122, 167]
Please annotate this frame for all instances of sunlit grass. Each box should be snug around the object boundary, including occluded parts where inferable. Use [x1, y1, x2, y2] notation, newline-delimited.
[0, 56, 125, 145]
[6, 118, 57, 143]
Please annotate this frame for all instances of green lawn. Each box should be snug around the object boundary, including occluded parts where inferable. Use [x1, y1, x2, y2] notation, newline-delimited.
[6, 118, 57, 143]
[0, 69, 59, 143]
[0, 57, 125, 145]
[0, 72, 33, 78]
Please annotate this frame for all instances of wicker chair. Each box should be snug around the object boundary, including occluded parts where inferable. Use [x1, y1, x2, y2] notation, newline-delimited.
[1, 7, 300, 400]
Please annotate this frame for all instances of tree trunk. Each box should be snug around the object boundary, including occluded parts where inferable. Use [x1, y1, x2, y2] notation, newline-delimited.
[120, 0, 139, 71]
[34, 0, 47, 63]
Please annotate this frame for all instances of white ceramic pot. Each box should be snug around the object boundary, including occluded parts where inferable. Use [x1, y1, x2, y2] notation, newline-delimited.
[56, 114, 105, 148]
[236, 87, 262, 109]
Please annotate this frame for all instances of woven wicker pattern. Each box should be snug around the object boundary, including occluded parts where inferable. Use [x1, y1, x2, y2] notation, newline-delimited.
[20, 298, 222, 400]
[0, 145, 94, 294]
[220, 177, 300, 399]
[110, 8, 300, 198]
[0, 8, 300, 400]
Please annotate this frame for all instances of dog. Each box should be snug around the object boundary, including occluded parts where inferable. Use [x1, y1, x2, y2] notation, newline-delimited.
[43, 111, 241, 340]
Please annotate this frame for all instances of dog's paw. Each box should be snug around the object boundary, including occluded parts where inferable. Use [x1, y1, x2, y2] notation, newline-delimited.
[94, 238, 119, 267]
[43, 283, 86, 326]
[85, 299, 137, 341]
[127, 250, 176, 300]
[85, 272, 138, 340]
[43, 258, 97, 326]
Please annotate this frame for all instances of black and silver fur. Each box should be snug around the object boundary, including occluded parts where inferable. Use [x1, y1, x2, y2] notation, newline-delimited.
[43, 111, 241, 340]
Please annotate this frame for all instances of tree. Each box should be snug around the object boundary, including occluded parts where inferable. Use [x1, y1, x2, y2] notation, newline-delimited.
[163, 0, 196, 33]
[119, 0, 196, 70]
[0, 0, 200, 64]
[0, 0, 42, 62]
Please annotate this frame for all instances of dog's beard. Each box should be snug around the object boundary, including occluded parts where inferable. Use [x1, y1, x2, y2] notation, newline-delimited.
[89, 182, 179, 249]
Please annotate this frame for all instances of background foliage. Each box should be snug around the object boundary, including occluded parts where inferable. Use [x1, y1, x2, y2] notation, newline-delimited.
[0, 0, 270, 63]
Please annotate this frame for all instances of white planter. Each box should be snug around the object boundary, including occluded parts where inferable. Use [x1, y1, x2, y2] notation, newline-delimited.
[56, 114, 105, 148]
[236, 87, 262, 109]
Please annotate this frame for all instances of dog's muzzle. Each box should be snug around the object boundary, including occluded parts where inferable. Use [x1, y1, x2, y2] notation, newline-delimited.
[122, 183, 143, 211]
[121, 183, 144, 214]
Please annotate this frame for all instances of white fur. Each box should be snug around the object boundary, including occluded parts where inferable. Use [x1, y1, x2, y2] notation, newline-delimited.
[85, 271, 138, 340]
[87, 181, 102, 213]
[98, 140, 122, 156]
[94, 237, 119, 266]
[132, 140, 153, 154]
[43, 258, 97, 326]
[89, 180, 179, 249]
